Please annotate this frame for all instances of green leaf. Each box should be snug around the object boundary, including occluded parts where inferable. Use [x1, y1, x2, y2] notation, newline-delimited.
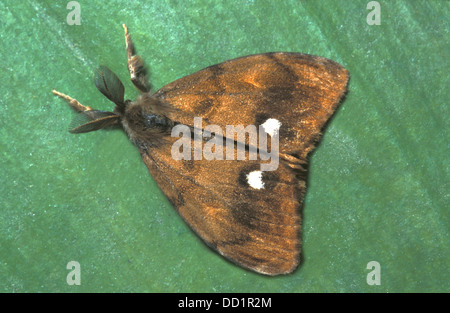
[0, 0, 448, 292]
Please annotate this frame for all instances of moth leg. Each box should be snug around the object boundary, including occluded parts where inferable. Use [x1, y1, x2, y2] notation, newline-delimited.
[123, 24, 151, 93]
[52, 90, 92, 112]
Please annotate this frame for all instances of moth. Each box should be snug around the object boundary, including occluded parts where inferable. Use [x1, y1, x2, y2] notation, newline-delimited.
[53, 24, 349, 276]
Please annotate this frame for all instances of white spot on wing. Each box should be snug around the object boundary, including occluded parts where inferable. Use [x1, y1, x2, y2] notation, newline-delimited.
[262, 118, 282, 136]
[246, 170, 264, 189]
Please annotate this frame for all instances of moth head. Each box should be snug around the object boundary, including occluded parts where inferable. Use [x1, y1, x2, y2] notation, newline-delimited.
[68, 66, 174, 149]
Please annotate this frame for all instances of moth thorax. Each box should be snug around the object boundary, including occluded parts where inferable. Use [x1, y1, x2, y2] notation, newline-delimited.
[143, 113, 173, 132]
[121, 109, 173, 149]
[122, 99, 173, 139]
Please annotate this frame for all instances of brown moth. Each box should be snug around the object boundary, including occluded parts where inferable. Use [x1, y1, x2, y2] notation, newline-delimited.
[53, 24, 349, 276]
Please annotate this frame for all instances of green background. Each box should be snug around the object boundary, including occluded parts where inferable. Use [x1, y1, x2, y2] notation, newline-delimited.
[0, 0, 448, 292]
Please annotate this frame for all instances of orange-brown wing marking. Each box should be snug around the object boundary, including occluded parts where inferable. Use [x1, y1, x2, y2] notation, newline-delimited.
[141, 137, 302, 275]
[155, 52, 349, 159]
